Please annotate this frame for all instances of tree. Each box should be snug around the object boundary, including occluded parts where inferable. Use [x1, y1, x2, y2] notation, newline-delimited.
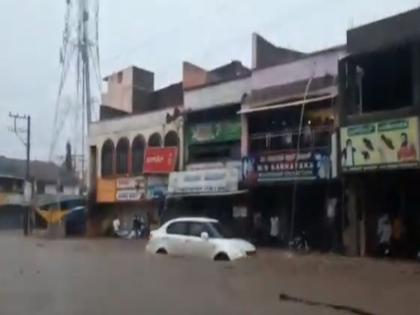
[65, 141, 73, 171]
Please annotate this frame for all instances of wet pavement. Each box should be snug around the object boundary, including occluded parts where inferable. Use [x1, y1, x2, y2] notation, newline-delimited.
[1, 231, 419, 315]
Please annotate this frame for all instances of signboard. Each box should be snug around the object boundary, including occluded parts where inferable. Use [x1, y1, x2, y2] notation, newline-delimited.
[116, 189, 144, 201]
[168, 168, 239, 195]
[97, 179, 117, 203]
[242, 149, 331, 183]
[340, 117, 420, 172]
[146, 176, 168, 200]
[116, 176, 145, 189]
[116, 176, 146, 202]
[143, 147, 178, 174]
[187, 119, 241, 144]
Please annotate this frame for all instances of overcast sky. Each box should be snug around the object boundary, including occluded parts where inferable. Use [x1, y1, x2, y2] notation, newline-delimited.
[0, 0, 419, 161]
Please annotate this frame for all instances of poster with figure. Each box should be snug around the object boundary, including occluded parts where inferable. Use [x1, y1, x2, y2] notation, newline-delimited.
[340, 117, 420, 171]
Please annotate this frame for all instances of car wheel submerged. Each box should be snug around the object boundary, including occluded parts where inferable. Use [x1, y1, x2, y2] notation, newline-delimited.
[156, 248, 167, 255]
[214, 252, 230, 261]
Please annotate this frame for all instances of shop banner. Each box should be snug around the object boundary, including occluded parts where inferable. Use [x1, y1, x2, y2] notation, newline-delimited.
[242, 149, 331, 183]
[187, 119, 241, 144]
[340, 117, 420, 171]
[143, 147, 178, 174]
[168, 168, 239, 195]
[116, 176, 146, 202]
[116, 189, 144, 201]
[116, 176, 145, 189]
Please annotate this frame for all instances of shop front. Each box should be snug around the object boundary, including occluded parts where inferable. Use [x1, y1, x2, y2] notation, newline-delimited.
[242, 143, 340, 250]
[164, 168, 248, 237]
[340, 116, 420, 258]
[93, 147, 177, 235]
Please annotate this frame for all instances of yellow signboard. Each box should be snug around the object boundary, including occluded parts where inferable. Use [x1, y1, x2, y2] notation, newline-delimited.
[340, 117, 420, 171]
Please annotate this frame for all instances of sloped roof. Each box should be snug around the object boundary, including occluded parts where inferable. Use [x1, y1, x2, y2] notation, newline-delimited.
[0, 156, 79, 185]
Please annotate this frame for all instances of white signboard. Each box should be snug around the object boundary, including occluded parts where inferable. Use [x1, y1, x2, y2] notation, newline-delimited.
[116, 177, 145, 189]
[116, 189, 144, 201]
[168, 168, 238, 195]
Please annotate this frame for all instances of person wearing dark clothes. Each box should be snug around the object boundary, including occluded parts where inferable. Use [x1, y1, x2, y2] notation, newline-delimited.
[132, 215, 141, 238]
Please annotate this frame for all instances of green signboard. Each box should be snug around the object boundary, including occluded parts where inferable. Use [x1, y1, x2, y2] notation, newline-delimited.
[187, 119, 241, 144]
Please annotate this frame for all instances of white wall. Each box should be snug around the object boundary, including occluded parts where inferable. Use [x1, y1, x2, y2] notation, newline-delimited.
[184, 77, 250, 111]
[88, 107, 183, 178]
[251, 48, 346, 91]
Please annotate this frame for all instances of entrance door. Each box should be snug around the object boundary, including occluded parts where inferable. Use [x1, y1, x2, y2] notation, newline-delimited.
[165, 221, 190, 256]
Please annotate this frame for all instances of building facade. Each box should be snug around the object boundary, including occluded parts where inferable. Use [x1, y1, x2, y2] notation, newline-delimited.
[88, 66, 183, 235]
[240, 34, 345, 249]
[338, 8, 420, 258]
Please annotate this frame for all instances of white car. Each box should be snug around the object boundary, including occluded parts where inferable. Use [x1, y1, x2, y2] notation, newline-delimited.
[146, 217, 256, 261]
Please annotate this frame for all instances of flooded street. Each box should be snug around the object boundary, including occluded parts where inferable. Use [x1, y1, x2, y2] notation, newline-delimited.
[1, 232, 419, 315]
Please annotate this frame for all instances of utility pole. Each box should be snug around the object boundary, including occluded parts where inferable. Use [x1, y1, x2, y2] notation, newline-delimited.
[8, 112, 31, 236]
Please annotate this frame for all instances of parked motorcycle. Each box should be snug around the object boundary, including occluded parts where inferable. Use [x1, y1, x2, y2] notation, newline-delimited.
[288, 231, 310, 252]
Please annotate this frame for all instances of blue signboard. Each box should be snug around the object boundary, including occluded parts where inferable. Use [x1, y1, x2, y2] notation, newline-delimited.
[242, 149, 331, 183]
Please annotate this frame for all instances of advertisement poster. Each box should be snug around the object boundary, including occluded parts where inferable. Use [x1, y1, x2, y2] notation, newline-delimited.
[187, 119, 241, 144]
[242, 149, 331, 184]
[340, 117, 420, 171]
[143, 147, 178, 174]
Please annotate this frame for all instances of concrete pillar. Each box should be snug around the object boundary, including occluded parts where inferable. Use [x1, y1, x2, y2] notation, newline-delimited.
[241, 114, 249, 157]
[343, 183, 359, 256]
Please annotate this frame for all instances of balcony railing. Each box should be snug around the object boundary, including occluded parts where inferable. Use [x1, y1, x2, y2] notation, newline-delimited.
[249, 125, 333, 153]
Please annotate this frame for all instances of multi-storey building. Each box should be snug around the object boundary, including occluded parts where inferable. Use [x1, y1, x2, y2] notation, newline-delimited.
[339, 8, 420, 258]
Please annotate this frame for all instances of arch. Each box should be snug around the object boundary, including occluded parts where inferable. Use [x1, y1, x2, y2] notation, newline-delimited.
[101, 139, 114, 177]
[132, 135, 146, 175]
[164, 131, 179, 147]
[148, 133, 162, 147]
[116, 137, 129, 175]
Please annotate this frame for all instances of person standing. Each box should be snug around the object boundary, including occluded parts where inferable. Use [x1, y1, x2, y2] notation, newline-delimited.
[377, 213, 392, 256]
[112, 215, 121, 237]
[270, 215, 280, 246]
[132, 215, 141, 238]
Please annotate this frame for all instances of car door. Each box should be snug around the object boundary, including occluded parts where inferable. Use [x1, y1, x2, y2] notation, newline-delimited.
[165, 221, 189, 256]
[187, 222, 215, 259]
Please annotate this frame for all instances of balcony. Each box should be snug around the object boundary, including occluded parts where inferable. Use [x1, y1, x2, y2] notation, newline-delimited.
[249, 125, 333, 154]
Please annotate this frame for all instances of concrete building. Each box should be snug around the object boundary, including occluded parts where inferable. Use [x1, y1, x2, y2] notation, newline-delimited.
[338, 8, 420, 258]
[0, 156, 80, 229]
[88, 66, 183, 235]
[240, 34, 346, 249]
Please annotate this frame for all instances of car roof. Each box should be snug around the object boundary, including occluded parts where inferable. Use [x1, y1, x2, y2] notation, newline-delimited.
[165, 217, 218, 224]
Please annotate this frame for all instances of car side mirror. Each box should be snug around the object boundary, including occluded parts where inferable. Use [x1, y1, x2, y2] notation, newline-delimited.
[200, 231, 209, 240]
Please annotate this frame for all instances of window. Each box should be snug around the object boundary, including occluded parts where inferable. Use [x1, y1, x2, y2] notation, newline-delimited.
[116, 138, 129, 175]
[164, 131, 179, 147]
[101, 139, 114, 177]
[166, 221, 188, 235]
[37, 182, 45, 194]
[132, 135, 145, 175]
[148, 133, 162, 147]
[188, 222, 208, 237]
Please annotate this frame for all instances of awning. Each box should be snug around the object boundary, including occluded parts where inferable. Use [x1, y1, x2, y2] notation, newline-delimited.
[238, 93, 337, 115]
[166, 190, 248, 198]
